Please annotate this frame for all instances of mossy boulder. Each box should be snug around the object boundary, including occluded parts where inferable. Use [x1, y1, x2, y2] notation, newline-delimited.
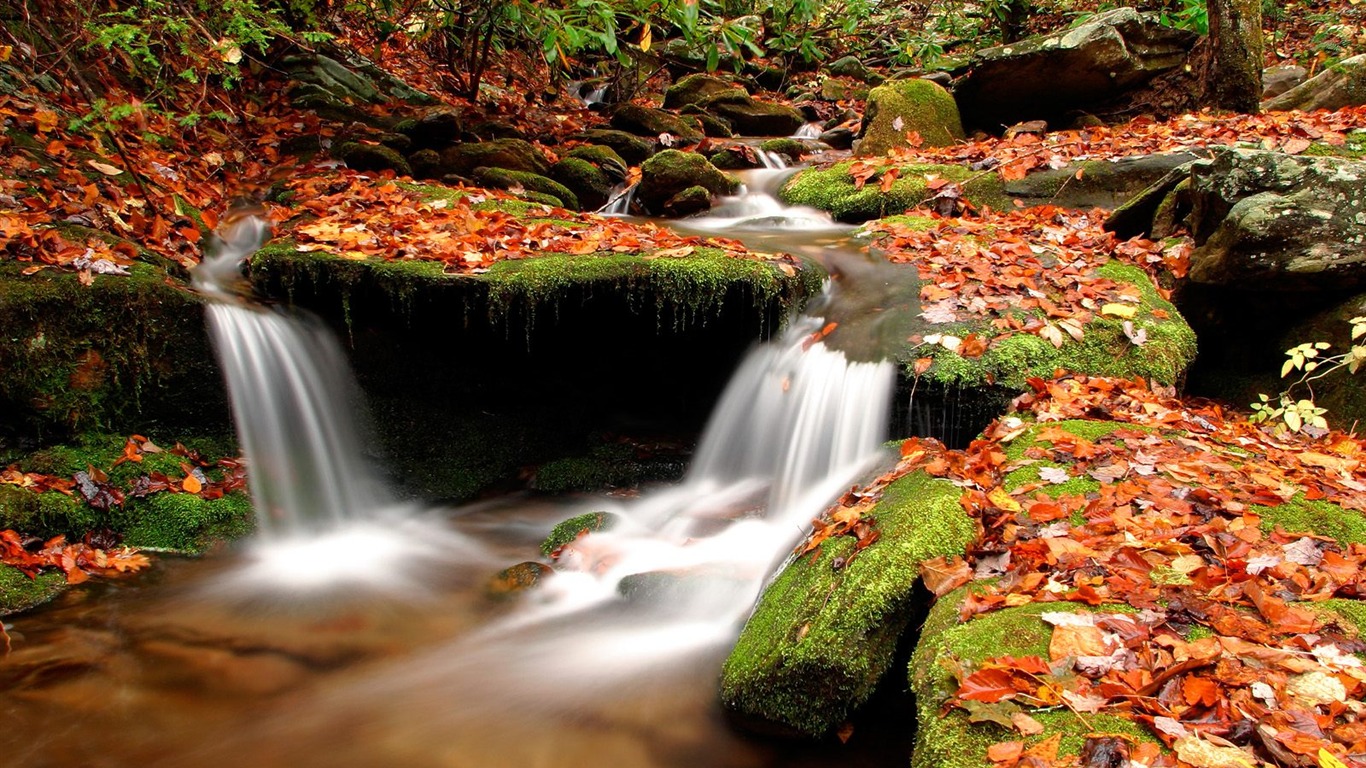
[565, 145, 629, 183]
[549, 157, 612, 211]
[0, 565, 66, 616]
[610, 104, 703, 141]
[696, 112, 735, 138]
[664, 73, 742, 109]
[759, 138, 809, 163]
[638, 150, 739, 215]
[911, 588, 1159, 768]
[332, 141, 412, 176]
[572, 129, 656, 165]
[856, 79, 965, 157]
[437, 138, 550, 178]
[0, 262, 226, 440]
[702, 97, 805, 137]
[663, 185, 713, 217]
[779, 161, 1007, 223]
[473, 167, 580, 210]
[720, 470, 978, 737]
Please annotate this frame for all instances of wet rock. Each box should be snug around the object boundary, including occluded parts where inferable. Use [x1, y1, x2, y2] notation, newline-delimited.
[637, 150, 739, 216]
[138, 640, 309, 696]
[1262, 63, 1309, 100]
[610, 104, 703, 142]
[1263, 53, 1366, 112]
[663, 185, 713, 217]
[855, 79, 965, 156]
[549, 157, 612, 211]
[540, 511, 620, 558]
[438, 138, 550, 178]
[702, 97, 805, 137]
[486, 561, 554, 598]
[710, 145, 765, 171]
[720, 470, 977, 737]
[472, 167, 579, 210]
[696, 112, 735, 138]
[664, 73, 741, 110]
[759, 138, 809, 163]
[572, 129, 656, 165]
[818, 127, 856, 150]
[953, 8, 1198, 131]
[331, 141, 412, 177]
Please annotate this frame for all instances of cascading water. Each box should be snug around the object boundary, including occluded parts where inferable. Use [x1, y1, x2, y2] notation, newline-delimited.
[194, 214, 478, 592]
[793, 121, 823, 139]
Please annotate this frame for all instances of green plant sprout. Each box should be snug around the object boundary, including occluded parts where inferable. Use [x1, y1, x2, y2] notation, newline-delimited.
[1250, 316, 1366, 433]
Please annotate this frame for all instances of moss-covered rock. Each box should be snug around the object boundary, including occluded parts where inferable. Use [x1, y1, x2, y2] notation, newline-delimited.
[720, 469, 978, 737]
[703, 97, 805, 137]
[549, 157, 612, 212]
[779, 161, 1007, 223]
[572, 129, 656, 165]
[917, 262, 1196, 391]
[487, 560, 554, 597]
[696, 113, 734, 138]
[437, 138, 550, 177]
[610, 104, 703, 141]
[0, 565, 66, 616]
[664, 73, 742, 109]
[565, 144, 629, 183]
[472, 167, 580, 210]
[0, 262, 226, 441]
[856, 79, 965, 157]
[663, 184, 713, 216]
[759, 138, 809, 162]
[332, 140, 412, 176]
[638, 150, 739, 215]
[910, 589, 1159, 768]
[540, 510, 620, 557]
[1263, 53, 1366, 112]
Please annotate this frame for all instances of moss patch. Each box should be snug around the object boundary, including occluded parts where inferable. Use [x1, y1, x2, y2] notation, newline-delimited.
[540, 511, 619, 557]
[720, 469, 978, 736]
[0, 565, 66, 616]
[910, 591, 1155, 768]
[857, 79, 965, 157]
[780, 161, 1008, 223]
[918, 262, 1196, 391]
[1257, 495, 1366, 545]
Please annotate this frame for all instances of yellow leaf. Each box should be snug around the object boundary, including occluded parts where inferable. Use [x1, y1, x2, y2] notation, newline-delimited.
[639, 23, 652, 52]
[987, 486, 1022, 513]
[182, 474, 202, 494]
[1320, 748, 1349, 768]
[1101, 303, 1137, 319]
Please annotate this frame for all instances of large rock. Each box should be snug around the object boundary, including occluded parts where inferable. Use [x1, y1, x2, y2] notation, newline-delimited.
[663, 73, 740, 109]
[1263, 53, 1366, 112]
[437, 139, 550, 178]
[572, 129, 656, 165]
[954, 8, 1198, 131]
[855, 79, 965, 156]
[690, 93, 806, 137]
[1262, 63, 1309, 100]
[1002, 151, 1203, 209]
[609, 104, 703, 141]
[1115, 148, 1366, 291]
[637, 150, 739, 215]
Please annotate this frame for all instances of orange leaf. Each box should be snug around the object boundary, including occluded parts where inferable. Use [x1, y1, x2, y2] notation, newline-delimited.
[182, 474, 203, 494]
[987, 741, 1023, 764]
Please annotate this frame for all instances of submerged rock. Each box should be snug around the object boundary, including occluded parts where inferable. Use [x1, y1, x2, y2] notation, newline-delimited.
[487, 561, 554, 597]
[856, 78, 965, 156]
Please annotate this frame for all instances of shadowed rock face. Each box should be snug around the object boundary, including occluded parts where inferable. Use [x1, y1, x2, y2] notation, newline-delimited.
[954, 8, 1197, 132]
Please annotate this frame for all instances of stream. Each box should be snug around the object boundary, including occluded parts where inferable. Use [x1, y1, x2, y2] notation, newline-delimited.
[0, 160, 926, 767]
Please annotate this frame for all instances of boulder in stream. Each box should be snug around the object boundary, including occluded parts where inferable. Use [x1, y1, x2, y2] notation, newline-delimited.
[572, 130, 657, 165]
[856, 78, 965, 156]
[637, 150, 739, 215]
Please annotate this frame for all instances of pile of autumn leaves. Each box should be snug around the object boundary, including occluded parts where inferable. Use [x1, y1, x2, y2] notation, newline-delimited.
[822, 375, 1366, 768]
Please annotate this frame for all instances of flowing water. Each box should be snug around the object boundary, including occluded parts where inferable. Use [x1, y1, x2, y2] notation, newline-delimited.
[0, 157, 921, 767]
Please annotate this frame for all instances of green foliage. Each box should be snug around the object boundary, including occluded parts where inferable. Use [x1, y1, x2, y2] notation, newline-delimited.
[1155, 0, 1208, 34]
[1250, 317, 1366, 433]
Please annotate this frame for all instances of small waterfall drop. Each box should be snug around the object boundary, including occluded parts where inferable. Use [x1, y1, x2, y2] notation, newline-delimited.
[792, 122, 823, 139]
[194, 214, 477, 593]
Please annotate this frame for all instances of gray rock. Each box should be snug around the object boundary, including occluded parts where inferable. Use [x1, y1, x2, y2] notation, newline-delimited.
[954, 8, 1198, 131]
[1004, 151, 1203, 209]
[1263, 54, 1366, 112]
[1262, 64, 1309, 100]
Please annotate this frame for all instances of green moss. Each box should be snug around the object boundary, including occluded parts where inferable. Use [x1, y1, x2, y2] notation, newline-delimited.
[566, 145, 629, 180]
[1303, 132, 1366, 160]
[759, 138, 809, 159]
[720, 469, 978, 736]
[0, 565, 66, 616]
[857, 79, 965, 157]
[1257, 495, 1366, 544]
[116, 491, 253, 553]
[540, 511, 618, 557]
[0, 261, 223, 436]
[780, 161, 1008, 223]
[911, 593, 1153, 768]
[918, 262, 1196, 391]
[1312, 598, 1366, 639]
[472, 167, 579, 210]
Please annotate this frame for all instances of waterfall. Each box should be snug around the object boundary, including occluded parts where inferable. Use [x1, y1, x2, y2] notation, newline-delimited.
[598, 181, 638, 216]
[792, 122, 823, 139]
